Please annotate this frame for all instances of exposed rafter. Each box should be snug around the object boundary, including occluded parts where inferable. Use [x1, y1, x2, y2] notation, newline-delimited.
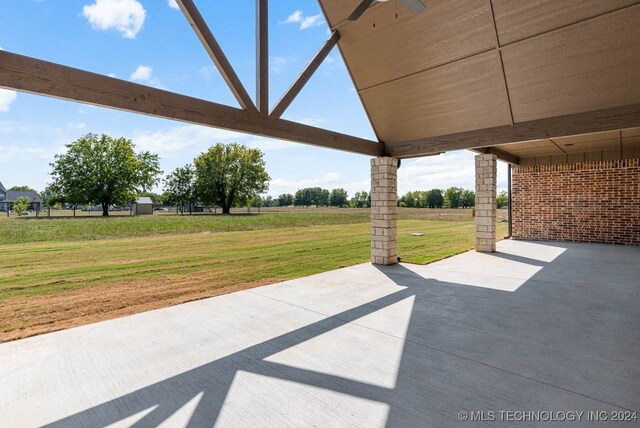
[175, 0, 256, 111]
[386, 103, 640, 158]
[0, 51, 383, 156]
[271, 31, 341, 118]
[256, 0, 269, 114]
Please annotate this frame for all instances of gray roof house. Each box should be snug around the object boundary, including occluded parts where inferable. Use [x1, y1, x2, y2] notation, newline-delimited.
[0, 181, 43, 211]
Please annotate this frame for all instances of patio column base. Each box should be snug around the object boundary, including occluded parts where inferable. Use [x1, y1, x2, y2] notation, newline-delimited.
[371, 157, 398, 265]
[475, 153, 497, 252]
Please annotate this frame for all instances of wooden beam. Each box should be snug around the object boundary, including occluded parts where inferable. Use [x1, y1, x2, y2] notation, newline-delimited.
[0, 51, 383, 156]
[386, 103, 640, 158]
[256, 0, 269, 114]
[176, 0, 256, 111]
[271, 31, 341, 118]
[472, 147, 520, 165]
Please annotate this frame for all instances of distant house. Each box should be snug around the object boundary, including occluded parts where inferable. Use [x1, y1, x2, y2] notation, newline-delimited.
[0, 181, 42, 211]
[134, 197, 154, 215]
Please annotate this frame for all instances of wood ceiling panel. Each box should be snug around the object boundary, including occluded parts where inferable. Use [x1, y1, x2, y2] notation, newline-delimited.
[622, 136, 640, 148]
[497, 139, 553, 151]
[504, 145, 564, 157]
[318, 0, 364, 26]
[498, 140, 563, 156]
[556, 138, 620, 153]
[333, 0, 495, 89]
[492, 0, 639, 46]
[621, 128, 640, 138]
[360, 51, 511, 143]
[501, 4, 640, 123]
[552, 131, 620, 145]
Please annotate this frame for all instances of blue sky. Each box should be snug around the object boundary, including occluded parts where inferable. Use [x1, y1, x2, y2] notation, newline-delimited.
[0, 0, 506, 197]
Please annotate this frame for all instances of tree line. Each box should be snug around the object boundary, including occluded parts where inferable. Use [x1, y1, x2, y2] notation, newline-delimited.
[16, 133, 509, 217]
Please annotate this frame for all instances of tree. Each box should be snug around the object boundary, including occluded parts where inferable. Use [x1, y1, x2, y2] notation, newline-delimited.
[329, 188, 348, 207]
[496, 191, 509, 209]
[294, 188, 311, 207]
[317, 188, 330, 207]
[461, 189, 475, 208]
[194, 143, 270, 214]
[50, 134, 161, 216]
[13, 196, 30, 215]
[9, 185, 39, 193]
[164, 165, 195, 215]
[40, 184, 60, 208]
[350, 191, 369, 208]
[444, 187, 464, 208]
[278, 193, 293, 207]
[426, 189, 444, 208]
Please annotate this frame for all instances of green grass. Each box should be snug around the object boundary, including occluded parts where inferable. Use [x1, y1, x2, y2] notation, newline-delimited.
[0, 208, 507, 340]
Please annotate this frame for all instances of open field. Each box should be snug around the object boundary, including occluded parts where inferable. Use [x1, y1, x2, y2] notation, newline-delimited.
[1, 209, 507, 341]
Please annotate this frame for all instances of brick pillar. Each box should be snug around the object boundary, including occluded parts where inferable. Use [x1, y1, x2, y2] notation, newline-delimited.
[475, 154, 497, 252]
[371, 157, 398, 265]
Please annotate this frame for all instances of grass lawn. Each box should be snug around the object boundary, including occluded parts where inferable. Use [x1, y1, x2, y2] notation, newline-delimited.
[1, 208, 507, 341]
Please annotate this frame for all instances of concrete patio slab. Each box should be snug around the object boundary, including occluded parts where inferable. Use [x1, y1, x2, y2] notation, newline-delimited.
[1, 240, 638, 427]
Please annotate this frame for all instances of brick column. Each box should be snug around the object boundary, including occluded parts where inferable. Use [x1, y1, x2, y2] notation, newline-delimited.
[475, 154, 497, 252]
[371, 157, 398, 265]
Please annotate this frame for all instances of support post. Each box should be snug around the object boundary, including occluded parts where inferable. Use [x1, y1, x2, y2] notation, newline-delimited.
[371, 157, 398, 265]
[475, 154, 497, 252]
[256, 0, 269, 114]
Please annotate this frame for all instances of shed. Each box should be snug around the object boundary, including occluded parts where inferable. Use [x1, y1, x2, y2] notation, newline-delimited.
[134, 197, 153, 215]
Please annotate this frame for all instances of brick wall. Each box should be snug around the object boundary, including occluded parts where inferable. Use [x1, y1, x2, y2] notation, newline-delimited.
[512, 159, 640, 245]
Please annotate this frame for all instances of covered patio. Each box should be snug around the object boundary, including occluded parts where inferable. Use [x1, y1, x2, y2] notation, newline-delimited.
[2, 240, 638, 426]
[1, 1, 639, 425]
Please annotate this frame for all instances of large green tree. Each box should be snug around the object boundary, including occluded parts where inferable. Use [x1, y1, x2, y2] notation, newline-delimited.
[426, 189, 444, 208]
[49, 133, 161, 216]
[461, 189, 475, 208]
[444, 187, 464, 208]
[194, 143, 270, 214]
[329, 188, 348, 207]
[9, 185, 39, 193]
[164, 164, 196, 215]
[278, 193, 293, 207]
[350, 191, 370, 208]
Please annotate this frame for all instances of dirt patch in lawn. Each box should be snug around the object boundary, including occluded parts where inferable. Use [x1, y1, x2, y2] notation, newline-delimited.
[0, 275, 281, 342]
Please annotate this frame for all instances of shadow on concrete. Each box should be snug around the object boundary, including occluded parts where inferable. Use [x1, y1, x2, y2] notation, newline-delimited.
[44, 243, 640, 427]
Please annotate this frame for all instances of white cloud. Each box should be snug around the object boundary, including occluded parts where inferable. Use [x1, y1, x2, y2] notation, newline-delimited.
[0, 89, 17, 112]
[130, 65, 152, 81]
[168, 0, 179, 10]
[398, 151, 508, 193]
[131, 125, 296, 155]
[198, 65, 215, 79]
[0, 145, 51, 162]
[82, 0, 146, 39]
[67, 122, 86, 130]
[129, 65, 163, 88]
[270, 56, 295, 74]
[281, 10, 325, 30]
[133, 125, 244, 154]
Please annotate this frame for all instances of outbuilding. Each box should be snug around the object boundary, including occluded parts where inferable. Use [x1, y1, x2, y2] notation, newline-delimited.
[134, 197, 153, 215]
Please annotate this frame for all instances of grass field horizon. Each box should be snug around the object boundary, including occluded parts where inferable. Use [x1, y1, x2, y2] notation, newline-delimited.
[1, 208, 507, 341]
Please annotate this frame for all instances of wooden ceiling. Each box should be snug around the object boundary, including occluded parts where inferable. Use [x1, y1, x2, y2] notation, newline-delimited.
[318, 0, 640, 161]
